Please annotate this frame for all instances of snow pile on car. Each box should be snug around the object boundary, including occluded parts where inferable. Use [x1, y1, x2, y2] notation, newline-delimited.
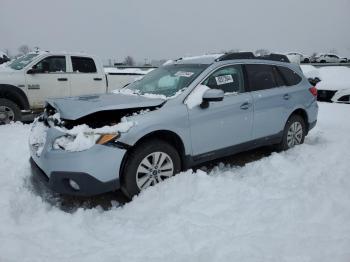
[53, 117, 134, 152]
[1, 103, 350, 261]
[301, 65, 350, 90]
[185, 84, 209, 109]
[28, 120, 48, 156]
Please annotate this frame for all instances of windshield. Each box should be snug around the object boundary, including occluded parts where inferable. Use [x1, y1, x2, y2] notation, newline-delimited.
[126, 64, 208, 97]
[9, 53, 39, 70]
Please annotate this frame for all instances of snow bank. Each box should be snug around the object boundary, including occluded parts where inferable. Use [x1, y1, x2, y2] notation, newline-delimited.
[301, 65, 350, 90]
[1, 103, 350, 261]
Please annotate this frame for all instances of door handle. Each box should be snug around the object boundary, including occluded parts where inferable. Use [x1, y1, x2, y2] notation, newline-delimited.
[240, 102, 250, 110]
[57, 78, 68, 81]
[94, 78, 102, 81]
[283, 94, 290, 100]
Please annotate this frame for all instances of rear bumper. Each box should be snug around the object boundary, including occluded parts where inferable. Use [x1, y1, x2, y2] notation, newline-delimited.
[308, 120, 317, 131]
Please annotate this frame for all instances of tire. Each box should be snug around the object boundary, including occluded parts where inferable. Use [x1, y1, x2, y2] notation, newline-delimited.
[276, 115, 306, 151]
[121, 139, 181, 199]
[303, 58, 310, 63]
[320, 60, 326, 63]
[0, 98, 21, 125]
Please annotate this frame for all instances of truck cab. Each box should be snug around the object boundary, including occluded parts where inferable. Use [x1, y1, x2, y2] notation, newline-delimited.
[0, 51, 106, 123]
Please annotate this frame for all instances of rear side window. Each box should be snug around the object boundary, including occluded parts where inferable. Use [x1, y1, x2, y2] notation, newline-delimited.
[71, 56, 97, 73]
[202, 65, 245, 93]
[277, 66, 302, 86]
[245, 64, 283, 91]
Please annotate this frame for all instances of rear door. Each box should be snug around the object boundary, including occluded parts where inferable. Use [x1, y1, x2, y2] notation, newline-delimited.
[69, 56, 106, 96]
[244, 64, 289, 139]
[25, 55, 70, 109]
[188, 64, 253, 156]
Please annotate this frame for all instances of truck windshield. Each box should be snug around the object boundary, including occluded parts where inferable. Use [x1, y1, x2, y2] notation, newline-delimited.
[9, 53, 39, 70]
[126, 64, 208, 97]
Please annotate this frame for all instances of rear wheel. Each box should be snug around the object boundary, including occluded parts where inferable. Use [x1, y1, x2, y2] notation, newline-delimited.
[121, 139, 181, 199]
[276, 115, 306, 151]
[0, 99, 21, 125]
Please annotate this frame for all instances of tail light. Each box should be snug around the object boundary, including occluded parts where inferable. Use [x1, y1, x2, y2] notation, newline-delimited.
[309, 86, 317, 97]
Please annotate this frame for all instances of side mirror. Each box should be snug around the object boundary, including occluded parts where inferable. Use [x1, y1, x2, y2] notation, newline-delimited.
[201, 89, 224, 108]
[27, 65, 40, 74]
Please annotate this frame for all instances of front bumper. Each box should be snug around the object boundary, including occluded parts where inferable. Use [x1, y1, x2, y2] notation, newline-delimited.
[29, 126, 127, 196]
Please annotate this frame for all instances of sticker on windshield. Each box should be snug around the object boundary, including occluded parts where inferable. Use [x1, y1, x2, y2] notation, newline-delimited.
[175, 71, 194, 77]
[215, 75, 234, 85]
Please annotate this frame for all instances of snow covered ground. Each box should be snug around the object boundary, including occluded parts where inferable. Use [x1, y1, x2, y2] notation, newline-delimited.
[1, 103, 350, 262]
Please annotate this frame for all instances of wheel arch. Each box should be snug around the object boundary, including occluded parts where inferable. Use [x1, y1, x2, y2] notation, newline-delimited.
[0, 84, 30, 110]
[288, 108, 309, 132]
[119, 129, 187, 183]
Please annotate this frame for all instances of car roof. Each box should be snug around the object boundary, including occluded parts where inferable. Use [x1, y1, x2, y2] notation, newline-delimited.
[172, 52, 292, 66]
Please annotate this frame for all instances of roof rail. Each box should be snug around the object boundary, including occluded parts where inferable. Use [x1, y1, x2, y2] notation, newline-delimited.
[216, 52, 255, 61]
[216, 52, 290, 63]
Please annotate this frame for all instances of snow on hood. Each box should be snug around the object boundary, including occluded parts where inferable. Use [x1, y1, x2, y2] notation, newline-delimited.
[53, 116, 134, 152]
[46, 93, 165, 121]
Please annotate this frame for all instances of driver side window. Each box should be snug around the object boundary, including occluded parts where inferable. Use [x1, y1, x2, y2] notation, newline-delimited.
[35, 56, 66, 73]
[202, 65, 244, 94]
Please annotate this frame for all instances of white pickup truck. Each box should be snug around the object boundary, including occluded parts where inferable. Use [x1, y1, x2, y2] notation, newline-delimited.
[0, 51, 153, 124]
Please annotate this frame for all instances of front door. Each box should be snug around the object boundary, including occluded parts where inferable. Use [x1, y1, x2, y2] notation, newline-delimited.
[188, 64, 253, 156]
[26, 55, 70, 109]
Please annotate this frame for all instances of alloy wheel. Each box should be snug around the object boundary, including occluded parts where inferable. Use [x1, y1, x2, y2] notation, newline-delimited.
[136, 151, 174, 190]
[287, 122, 303, 148]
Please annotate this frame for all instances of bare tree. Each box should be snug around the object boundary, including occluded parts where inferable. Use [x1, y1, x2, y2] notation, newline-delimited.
[329, 48, 338, 54]
[255, 49, 270, 56]
[123, 56, 135, 66]
[18, 45, 31, 55]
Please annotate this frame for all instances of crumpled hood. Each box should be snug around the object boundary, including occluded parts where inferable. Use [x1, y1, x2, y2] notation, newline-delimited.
[47, 93, 165, 120]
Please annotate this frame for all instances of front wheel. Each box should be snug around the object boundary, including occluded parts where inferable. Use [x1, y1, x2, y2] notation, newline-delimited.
[121, 139, 181, 199]
[0, 98, 21, 125]
[276, 115, 306, 151]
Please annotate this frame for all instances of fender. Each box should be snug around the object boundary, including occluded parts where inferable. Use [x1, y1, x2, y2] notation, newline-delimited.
[0, 84, 30, 110]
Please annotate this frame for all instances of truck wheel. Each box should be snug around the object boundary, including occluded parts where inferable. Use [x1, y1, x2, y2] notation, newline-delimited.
[0, 99, 21, 125]
[121, 139, 181, 199]
[276, 115, 306, 151]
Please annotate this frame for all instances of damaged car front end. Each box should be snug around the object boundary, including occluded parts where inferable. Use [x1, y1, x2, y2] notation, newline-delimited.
[29, 93, 165, 196]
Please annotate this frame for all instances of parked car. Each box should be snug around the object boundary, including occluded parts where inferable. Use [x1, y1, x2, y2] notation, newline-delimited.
[315, 54, 341, 63]
[287, 52, 310, 63]
[0, 51, 149, 124]
[29, 52, 318, 199]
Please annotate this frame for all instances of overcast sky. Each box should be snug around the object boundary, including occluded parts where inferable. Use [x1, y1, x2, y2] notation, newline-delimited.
[1, 0, 350, 63]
